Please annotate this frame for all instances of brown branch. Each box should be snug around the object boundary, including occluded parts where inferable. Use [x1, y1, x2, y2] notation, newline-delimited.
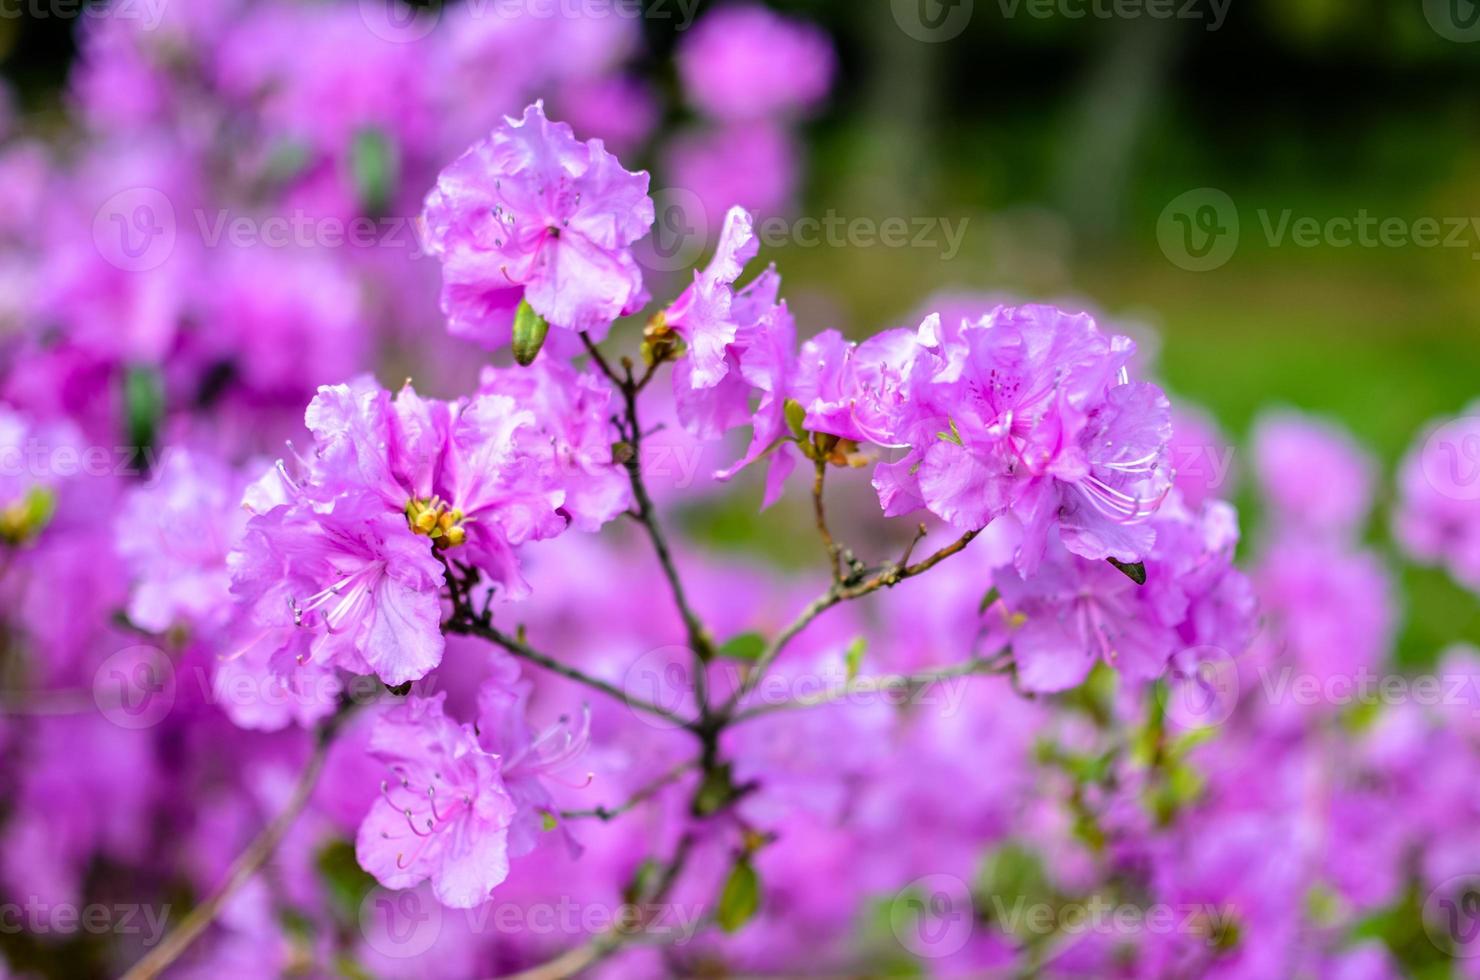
[559, 760, 696, 822]
[721, 529, 981, 716]
[493, 831, 700, 980]
[731, 653, 1010, 723]
[119, 712, 346, 980]
[448, 617, 692, 729]
[812, 459, 841, 585]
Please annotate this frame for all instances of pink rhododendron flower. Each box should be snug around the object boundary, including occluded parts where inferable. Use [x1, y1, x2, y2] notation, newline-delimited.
[356, 694, 517, 908]
[678, 4, 835, 122]
[116, 448, 247, 633]
[475, 656, 591, 859]
[664, 121, 800, 230]
[799, 305, 1172, 571]
[476, 358, 630, 533]
[992, 490, 1253, 691]
[1394, 404, 1480, 593]
[1253, 410, 1376, 539]
[233, 491, 447, 686]
[421, 102, 654, 348]
[666, 206, 763, 389]
[552, 76, 659, 157]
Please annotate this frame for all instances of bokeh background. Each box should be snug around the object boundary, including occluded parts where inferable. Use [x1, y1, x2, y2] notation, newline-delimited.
[1, 3, 1478, 975]
[3, 0, 1477, 651]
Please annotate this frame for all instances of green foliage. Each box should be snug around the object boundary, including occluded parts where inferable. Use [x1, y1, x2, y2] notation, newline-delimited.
[717, 859, 761, 933]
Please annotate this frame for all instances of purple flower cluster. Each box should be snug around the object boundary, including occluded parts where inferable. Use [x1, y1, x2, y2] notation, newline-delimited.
[0, 4, 1476, 977]
[230, 369, 627, 689]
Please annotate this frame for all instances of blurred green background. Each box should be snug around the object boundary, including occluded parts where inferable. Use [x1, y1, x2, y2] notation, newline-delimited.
[3, 0, 1476, 662]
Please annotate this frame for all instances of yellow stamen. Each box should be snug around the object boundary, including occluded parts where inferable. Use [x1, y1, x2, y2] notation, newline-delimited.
[405, 497, 468, 550]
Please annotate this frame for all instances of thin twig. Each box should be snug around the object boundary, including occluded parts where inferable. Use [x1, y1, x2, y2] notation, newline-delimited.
[582, 330, 714, 707]
[721, 529, 981, 715]
[579, 330, 620, 386]
[898, 523, 929, 568]
[812, 459, 841, 585]
[494, 830, 699, 980]
[120, 712, 346, 980]
[560, 760, 696, 821]
[448, 617, 691, 729]
[620, 389, 714, 667]
[731, 653, 1010, 723]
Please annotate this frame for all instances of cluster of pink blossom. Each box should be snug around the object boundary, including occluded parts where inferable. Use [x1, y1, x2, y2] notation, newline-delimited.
[666, 3, 835, 230]
[1, 3, 1478, 979]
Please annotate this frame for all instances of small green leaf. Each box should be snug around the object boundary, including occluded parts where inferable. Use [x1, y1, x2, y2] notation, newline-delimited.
[350, 127, 397, 218]
[124, 364, 163, 477]
[512, 298, 551, 366]
[1107, 558, 1147, 585]
[314, 839, 377, 928]
[978, 586, 1000, 614]
[716, 632, 766, 662]
[717, 859, 761, 933]
[784, 398, 807, 440]
[844, 636, 866, 681]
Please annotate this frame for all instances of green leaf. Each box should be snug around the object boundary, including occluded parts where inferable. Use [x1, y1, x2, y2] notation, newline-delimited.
[511, 298, 551, 367]
[978, 586, 1000, 614]
[124, 364, 163, 476]
[1107, 558, 1147, 585]
[315, 839, 377, 928]
[350, 127, 397, 218]
[0, 484, 55, 546]
[844, 636, 866, 681]
[717, 859, 761, 933]
[716, 632, 766, 662]
[784, 398, 807, 440]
